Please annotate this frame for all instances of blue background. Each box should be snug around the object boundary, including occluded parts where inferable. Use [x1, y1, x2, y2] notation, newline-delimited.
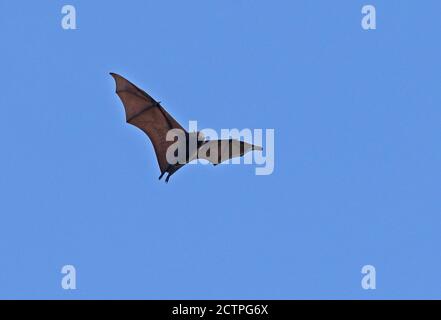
[1, 0, 440, 299]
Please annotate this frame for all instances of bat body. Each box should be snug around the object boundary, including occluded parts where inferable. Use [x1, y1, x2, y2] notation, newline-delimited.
[110, 73, 262, 182]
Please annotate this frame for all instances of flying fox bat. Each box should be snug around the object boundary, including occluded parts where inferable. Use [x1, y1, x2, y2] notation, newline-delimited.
[110, 73, 262, 183]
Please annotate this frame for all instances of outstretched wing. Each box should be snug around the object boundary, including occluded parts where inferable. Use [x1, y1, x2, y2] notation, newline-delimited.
[197, 139, 262, 165]
[110, 73, 187, 174]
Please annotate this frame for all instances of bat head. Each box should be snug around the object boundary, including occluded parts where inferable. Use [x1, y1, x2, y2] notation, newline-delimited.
[197, 131, 206, 142]
[189, 131, 206, 142]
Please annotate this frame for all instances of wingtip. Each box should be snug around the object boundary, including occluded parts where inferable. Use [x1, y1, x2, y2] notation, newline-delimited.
[110, 72, 124, 80]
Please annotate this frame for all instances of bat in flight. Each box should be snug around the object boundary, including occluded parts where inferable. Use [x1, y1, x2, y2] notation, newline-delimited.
[110, 73, 263, 183]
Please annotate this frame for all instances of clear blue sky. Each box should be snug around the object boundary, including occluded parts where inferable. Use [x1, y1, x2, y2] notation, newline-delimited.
[1, 0, 441, 299]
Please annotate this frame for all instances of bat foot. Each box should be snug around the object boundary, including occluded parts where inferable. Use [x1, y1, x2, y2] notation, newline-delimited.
[165, 174, 171, 183]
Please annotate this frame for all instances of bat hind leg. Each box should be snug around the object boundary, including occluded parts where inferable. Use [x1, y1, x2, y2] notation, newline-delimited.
[161, 164, 181, 183]
[159, 165, 173, 181]
[165, 170, 178, 183]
